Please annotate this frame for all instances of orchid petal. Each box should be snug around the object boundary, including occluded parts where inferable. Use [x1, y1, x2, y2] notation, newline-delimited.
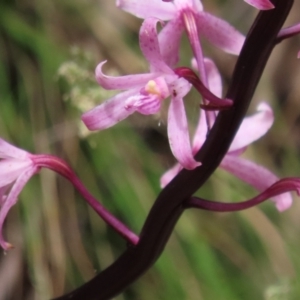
[139, 18, 173, 74]
[229, 102, 274, 152]
[0, 139, 29, 160]
[116, 0, 176, 20]
[125, 94, 161, 115]
[168, 78, 200, 170]
[81, 89, 138, 130]
[158, 18, 184, 67]
[0, 166, 38, 250]
[161, 58, 221, 186]
[197, 13, 245, 55]
[160, 163, 182, 188]
[0, 186, 9, 206]
[244, 0, 274, 10]
[192, 109, 207, 153]
[220, 155, 293, 211]
[95, 61, 158, 90]
[204, 58, 222, 98]
[0, 160, 33, 186]
[192, 58, 222, 152]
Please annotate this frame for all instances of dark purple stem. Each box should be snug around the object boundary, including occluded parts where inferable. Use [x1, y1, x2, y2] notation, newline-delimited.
[53, 0, 293, 299]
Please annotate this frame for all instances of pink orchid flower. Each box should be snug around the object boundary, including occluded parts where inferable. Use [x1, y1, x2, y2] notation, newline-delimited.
[82, 18, 204, 170]
[161, 58, 293, 212]
[116, 0, 244, 128]
[0, 139, 39, 250]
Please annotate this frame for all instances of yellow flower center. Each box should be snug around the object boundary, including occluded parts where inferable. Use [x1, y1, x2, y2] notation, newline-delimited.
[145, 80, 161, 96]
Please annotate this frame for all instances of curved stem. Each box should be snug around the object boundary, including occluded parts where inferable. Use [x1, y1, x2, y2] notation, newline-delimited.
[174, 67, 233, 108]
[32, 154, 139, 246]
[186, 195, 269, 211]
[185, 177, 300, 212]
[54, 1, 293, 299]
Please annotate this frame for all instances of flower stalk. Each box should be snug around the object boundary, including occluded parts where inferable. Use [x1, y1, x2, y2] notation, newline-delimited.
[174, 66, 233, 109]
[32, 155, 139, 245]
[185, 177, 300, 212]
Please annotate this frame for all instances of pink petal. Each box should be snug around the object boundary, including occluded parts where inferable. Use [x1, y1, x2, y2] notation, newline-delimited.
[81, 89, 138, 130]
[95, 61, 158, 90]
[0, 166, 38, 250]
[139, 18, 173, 74]
[0, 186, 9, 206]
[167, 78, 200, 170]
[220, 155, 293, 211]
[0, 138, 29, 160]
[229, 102, 273, 152]
[244, 0, 275, 10]
[197, 13, 245, 55]
[192, 58, 222, 152]
[0, 160, 33, 186]
[116, 0, 176, 20]
[124, 94, 161, 115]
[204, 58, 222, 98]
[192, 109, 207, 153]
[160, 163, 182, 188]
[158, 18, 184, 67]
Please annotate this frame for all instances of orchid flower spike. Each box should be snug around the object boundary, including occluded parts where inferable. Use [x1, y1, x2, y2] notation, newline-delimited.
[0, 138, 39, 250]
[82, 18, 203, 170]
[161, 58, 293, 212]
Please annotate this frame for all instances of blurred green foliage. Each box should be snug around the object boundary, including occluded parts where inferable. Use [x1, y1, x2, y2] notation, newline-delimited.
[1, 0, 300, 299]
